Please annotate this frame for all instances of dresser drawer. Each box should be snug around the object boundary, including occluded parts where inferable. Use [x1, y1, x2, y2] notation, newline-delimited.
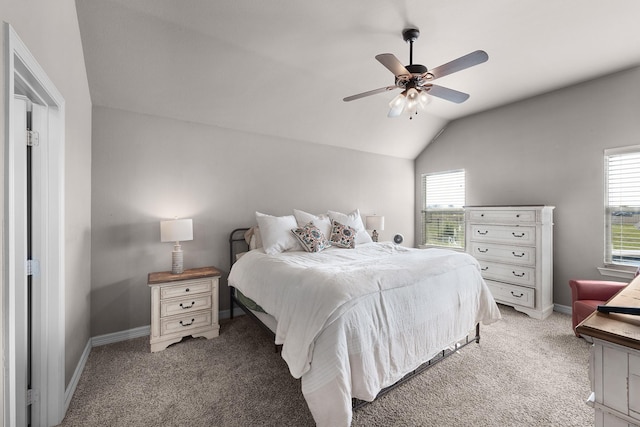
[470, 242, 535, 266]
[468, 209, 537, 223]
[161, 293, 212, 318]
[160, 278, 212, 299]
[485, 280, 535, 308]
[479, 261, 535, 288]
[470, 224, 536, 246]
[161, 311, 212, 336]
[630, 353, 640, 419]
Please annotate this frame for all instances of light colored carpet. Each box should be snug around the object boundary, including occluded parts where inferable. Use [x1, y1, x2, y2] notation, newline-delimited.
[58, 305, 594, 426]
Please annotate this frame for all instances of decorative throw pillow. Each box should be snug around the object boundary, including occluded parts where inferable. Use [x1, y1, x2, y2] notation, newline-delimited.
[329, 220, 357, 249]
[328, 209, 373, 244]
[291, 222, 330, 253]
[293, 209, 332, 239]
[255, 212, 303, 254]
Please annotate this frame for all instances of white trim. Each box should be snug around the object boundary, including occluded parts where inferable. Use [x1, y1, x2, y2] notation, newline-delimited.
[4, 23, 66, 426]
[553, 303, 571, 315]
[64, 339, 91, 412]
[597, 266, 636, 280]
[91, 325, 151, 347]
[604, 144, 640, 156]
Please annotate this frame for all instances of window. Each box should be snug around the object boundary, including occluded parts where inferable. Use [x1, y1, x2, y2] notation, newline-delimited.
[604, 146, 640, 267]
[421, 169, 465, 249]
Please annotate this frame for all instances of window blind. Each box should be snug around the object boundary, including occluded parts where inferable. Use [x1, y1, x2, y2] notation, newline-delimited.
[605, 146, 640, 266]
[422, 170, 465, 248]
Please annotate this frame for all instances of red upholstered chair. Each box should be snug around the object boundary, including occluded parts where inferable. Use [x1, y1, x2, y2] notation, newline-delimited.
[568, 279, 628, 336]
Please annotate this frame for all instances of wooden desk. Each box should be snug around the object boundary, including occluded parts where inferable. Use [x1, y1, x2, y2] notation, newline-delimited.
[576, 275, 640, 427]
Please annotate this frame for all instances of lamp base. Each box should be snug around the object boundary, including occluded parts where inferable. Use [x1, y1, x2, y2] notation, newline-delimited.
[171, 244, 184, 274]
[372, 230, 379, 243]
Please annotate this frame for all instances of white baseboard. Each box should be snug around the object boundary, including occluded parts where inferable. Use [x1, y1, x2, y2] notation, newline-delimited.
[553, 304, 571, 315]
[64, 338, 91, 412]
[91, 325, 151, 347]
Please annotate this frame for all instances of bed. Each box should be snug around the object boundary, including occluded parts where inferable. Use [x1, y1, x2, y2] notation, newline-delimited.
[227, 210, 501, 426]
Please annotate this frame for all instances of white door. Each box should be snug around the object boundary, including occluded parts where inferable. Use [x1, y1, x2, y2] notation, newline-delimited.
[10, 96, 30, 427]
[5, 24, 66, 427]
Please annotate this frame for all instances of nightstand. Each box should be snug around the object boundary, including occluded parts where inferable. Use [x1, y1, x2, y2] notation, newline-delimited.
[148, 266, 220, 352]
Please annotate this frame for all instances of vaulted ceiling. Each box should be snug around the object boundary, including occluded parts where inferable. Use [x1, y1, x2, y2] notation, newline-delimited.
[76, 0, 640, 159]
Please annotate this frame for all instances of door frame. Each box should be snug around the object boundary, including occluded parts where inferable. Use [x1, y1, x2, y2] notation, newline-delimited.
[4, 23, 66, 426]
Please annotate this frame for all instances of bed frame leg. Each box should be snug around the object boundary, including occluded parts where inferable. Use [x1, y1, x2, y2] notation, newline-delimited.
[230, 287, 234, 320]
[475, 323, 480, 343]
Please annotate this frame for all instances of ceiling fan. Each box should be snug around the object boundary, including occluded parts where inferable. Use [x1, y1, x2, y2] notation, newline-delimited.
[343, 28, 488, 119]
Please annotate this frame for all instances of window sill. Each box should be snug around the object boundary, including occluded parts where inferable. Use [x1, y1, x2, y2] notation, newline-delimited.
[597, 265, 638, 280]
[418, 244, 465, 252]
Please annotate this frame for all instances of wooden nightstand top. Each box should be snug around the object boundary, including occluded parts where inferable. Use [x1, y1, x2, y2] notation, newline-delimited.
[148, 266, 221, 285]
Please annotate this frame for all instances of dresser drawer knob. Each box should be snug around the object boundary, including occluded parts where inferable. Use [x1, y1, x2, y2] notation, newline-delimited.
[512, 271, 525, 277]
[180, 301, 195, 309]
[477, 248, 489, 253]
[512, 252, 525, 258]
[481, 266, 489, 271]
[510, 291, 524, 298]
[180, 318, 195, 327]
[512, 232, 525, 238]
[477, 230, 489, 235]
[185, 288, 190, 292]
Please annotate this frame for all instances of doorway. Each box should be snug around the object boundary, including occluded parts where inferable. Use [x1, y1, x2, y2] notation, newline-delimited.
[4, 24, 66, 426]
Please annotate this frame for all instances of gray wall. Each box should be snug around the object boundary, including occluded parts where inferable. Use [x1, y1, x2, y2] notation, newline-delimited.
[0, 1, 93, 388]
[415, 66, 640, 308]
[91, 106, 415, 336]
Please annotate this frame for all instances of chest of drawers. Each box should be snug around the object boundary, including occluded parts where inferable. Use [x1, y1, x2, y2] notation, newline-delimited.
[576, 277, 640, 427]
[465, 206, 554, 319]
[148, 266, 220, 352]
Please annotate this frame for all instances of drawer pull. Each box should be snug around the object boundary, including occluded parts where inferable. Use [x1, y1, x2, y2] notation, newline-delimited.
[185, 288, 190, 292]
[477, 248, 489, 253]
[180, 318, 195, 327]
[512, 271, 525, 277]
[512, 252, 525, 258]
[180, 301, 195, 309]
[512, 232, 525, 238]
[477, 230, 489, 235]
[510, 291, 524, 298]
[481, 266, 489, 271]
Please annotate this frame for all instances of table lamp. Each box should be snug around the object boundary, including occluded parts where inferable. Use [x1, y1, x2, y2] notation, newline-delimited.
[160, 218, 193, 274]
[365, 215, 385, 242]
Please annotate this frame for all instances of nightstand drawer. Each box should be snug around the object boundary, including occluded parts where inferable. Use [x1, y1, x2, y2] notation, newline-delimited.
[160, 279, 211, 299]
[161, 293, 212, 318]
[161, 311, 212, 336]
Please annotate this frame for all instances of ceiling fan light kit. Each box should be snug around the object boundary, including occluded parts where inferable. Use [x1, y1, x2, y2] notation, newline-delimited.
[344, 28, 488, 119]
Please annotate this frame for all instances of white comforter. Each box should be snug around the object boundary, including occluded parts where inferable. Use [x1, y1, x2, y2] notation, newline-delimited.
[228, 243, 501, 426]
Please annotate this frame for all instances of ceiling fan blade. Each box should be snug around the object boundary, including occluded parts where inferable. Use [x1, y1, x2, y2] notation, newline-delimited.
[428, 50, 488, 80]
[375, 53, 411, 77]
[426, 85, 470, 104]
[343, 85, 398, 102]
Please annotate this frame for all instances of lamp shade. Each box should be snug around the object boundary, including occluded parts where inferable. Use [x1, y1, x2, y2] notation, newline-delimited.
[365, 215, 385, 231]
[160, 219, 193, 243]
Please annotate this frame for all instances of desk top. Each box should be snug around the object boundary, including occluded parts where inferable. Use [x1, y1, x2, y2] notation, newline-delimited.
[576, 274, 640, 350]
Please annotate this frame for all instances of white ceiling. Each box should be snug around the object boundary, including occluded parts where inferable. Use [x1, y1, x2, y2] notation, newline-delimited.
[75, 0, 640, 159]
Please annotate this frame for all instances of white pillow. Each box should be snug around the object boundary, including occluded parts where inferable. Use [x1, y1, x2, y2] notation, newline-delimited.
[328, 209, 373, 244]
[255, 212, 302, 254]
[293, 209, 332, 240]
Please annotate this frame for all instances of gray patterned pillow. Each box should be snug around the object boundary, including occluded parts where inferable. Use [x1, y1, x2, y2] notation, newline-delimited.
[291, 222, 330, 253]
[329, 220, 356, 249]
